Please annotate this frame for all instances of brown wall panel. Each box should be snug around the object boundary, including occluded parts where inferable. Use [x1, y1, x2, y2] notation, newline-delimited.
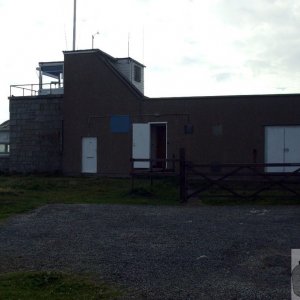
[62, 51, 300, 176]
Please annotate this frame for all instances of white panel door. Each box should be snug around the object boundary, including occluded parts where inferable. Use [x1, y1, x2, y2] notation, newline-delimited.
[265, 127, 284, 172]
[284, 126, 300, 172]
[132, 123, 150, 168]
[82, 137, 97, 173]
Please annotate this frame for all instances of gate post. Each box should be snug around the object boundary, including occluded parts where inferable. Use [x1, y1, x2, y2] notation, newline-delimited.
[179, 148, 187, 203]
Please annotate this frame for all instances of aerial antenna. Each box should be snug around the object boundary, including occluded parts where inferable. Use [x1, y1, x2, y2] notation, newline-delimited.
[64, 24, 68, 50]
[142, 27, 145, 63]
[73, 0, 77, 50]
[128, 32, 130, 57]
[92, 31, 99, 49]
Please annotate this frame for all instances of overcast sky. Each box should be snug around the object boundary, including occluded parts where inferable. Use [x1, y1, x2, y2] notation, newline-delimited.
[1, 0, 300, 122]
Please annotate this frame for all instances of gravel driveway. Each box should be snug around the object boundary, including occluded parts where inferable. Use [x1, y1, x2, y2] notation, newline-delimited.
[0, 204, 299, 299]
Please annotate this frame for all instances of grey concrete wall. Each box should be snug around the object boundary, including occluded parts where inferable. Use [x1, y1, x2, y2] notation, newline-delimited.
[0, 156, 9, 173]
[9, 96, 63, 173]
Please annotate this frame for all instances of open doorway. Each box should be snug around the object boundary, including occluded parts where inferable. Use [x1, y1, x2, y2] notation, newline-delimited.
[132, 122, 167, 169]
[150, 123, 167, 169]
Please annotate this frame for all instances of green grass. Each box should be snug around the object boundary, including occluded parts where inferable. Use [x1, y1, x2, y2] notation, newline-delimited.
[0, 175, 179, 221]
[0, 271, 122, 299]
[0, 177, 177, 298]
[1, 175, 299, 221]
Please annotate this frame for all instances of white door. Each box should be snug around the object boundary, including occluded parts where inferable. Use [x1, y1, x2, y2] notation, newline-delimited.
[284, 126, 300, 172]
[82, 137, 97, 173]
[265, 127, 285, 172]
[132, 123, 150, 168]
[265, 126, 300, 172]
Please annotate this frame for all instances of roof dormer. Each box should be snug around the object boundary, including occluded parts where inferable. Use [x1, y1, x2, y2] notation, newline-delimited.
[113, 58, 145, 94]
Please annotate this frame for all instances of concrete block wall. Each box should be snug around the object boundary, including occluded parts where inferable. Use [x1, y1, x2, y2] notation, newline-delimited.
[9, 96, 63, 173]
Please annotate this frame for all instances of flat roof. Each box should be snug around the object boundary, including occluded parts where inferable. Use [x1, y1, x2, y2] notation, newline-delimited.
[148, 93, 300, 101]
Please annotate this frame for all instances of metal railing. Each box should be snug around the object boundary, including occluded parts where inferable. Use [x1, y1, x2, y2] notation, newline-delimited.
[10, 82, 64, 97]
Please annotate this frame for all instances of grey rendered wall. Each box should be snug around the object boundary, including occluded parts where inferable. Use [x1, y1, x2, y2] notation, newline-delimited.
[9, 96, 63, 173]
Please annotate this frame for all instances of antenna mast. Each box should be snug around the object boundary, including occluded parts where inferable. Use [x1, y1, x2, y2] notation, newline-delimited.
[142, 27, 144, 63]
[73, 0, 77, 50]
[128, 33, 130, 57]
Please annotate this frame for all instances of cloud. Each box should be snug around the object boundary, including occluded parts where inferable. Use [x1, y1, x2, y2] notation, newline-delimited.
[217, 0, 300, 26]
[1, 0, 300, 122]
[123, 0, 300, 96]
[180, 56, 202, 65]
[214, 72, 233, 82]
[210, 0, 300, 92]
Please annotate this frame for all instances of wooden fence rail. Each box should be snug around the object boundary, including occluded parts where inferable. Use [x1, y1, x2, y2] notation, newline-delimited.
[131, 148, 300, 203]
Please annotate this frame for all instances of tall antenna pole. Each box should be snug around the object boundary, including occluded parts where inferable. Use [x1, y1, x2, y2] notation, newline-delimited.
[128, 32, 130, 57]
[73, 0, 77, 50]
[142, 27, 145, 63]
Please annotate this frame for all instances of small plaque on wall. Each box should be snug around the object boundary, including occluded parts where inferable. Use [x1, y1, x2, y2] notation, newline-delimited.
[184, 124, 194, 134]
[110, 115, 131, 133]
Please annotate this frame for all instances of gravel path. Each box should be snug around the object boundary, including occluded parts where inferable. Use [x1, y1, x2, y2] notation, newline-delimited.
[0, 204, 299, 299]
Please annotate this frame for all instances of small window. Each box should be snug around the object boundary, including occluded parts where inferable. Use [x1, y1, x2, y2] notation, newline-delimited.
[0, 144, 9, 154]
[134, 65, 141, 82]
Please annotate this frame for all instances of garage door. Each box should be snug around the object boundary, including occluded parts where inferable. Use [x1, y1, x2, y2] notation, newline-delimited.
[265, 126, 300, 172]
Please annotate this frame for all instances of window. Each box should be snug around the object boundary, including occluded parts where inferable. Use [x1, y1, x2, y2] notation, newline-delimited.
[134, 65, 141, 82]
[0, 144, 9, 154]
[0, 131, 9, 154]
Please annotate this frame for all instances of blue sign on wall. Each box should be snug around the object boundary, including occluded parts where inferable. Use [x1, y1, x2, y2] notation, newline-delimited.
[110, 115, 131, 133]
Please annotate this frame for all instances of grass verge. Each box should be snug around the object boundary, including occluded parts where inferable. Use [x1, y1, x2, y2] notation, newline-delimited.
[0, 271, 122, 299]
[0, 175, 179, 221]
[1, 175, 299, 221]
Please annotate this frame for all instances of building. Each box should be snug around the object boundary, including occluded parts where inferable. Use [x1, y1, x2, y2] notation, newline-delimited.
[0, 120, 9, 153]
[2, 48, 300, 175]
[0, 120, 10, 172]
